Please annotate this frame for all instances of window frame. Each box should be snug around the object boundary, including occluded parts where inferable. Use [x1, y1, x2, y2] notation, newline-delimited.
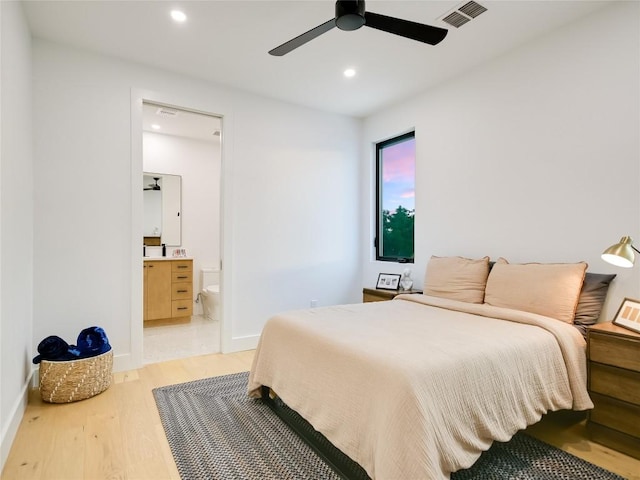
[375, 131, 415, 263]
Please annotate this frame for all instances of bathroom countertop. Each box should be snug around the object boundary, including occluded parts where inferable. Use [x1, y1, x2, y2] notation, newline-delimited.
[143, 257, 193, 261]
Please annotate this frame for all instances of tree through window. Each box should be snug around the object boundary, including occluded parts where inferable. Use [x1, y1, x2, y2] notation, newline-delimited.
[375, 132, 415, 262]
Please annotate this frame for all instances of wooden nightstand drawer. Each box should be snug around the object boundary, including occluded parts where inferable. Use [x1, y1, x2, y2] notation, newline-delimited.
[362, 288, 422, 303]
[590, 362, 640, 405]
[587, 422, 640, 460]
[590, 331, 640, 372]
[364, 292, 390, 302]
[591, 392, 640, 438]
[587, 322, 640, 459]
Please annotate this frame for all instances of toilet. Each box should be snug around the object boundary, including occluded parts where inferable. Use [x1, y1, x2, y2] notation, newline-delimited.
[200, 268, 220, 321]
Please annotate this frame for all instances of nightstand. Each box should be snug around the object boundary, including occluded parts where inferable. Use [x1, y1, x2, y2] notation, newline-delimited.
[587, 321, 640, 459]
[362, 287, 422, 303]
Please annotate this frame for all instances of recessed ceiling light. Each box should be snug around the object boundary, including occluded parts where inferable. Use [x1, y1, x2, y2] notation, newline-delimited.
[344, 68, 356, 78]
[171, 10, 187, 22]
[151, 124, 161, 130]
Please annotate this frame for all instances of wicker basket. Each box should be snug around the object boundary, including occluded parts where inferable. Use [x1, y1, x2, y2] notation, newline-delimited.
[38, 349, 113, 403]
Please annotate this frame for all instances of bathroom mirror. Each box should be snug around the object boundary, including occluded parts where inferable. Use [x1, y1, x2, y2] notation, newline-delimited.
[143, 172, 182, 246]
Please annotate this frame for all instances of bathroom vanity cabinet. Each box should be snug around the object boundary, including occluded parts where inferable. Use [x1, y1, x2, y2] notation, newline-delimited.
[144, 259, 193, 322]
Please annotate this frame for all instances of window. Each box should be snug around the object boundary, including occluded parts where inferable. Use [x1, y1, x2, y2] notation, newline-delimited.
[375, 131, 415, 263]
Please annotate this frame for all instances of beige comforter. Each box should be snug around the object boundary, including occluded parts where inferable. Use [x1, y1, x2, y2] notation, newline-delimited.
[247, 295, 593, 480]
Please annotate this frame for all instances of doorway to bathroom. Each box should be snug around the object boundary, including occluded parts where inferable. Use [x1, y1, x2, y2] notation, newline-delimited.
[141, 101, 222, 364]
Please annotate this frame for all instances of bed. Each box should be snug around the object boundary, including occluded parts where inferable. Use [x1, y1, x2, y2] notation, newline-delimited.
[247, 256, 615, 479]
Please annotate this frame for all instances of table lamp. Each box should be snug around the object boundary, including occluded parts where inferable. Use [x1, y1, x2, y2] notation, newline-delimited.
[601, 236, 638, 268]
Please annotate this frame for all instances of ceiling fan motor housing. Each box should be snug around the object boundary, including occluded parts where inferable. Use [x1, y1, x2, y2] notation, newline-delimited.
[335, 0, 366, 31]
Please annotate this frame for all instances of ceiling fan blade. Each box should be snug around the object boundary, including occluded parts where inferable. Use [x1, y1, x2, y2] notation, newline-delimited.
[269, 18, 337, 56]
[364, 11, 447, 46]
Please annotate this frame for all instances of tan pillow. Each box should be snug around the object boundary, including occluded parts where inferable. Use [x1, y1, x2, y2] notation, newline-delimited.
[484, 257, 587, 323]
[424, 256, 490, 304]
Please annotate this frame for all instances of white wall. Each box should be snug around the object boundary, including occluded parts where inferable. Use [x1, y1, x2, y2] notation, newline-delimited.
[362, 1, 640, 321]
[228, 97, 362, 336]
[32, 40, 361, 370]
[0, 0, 34, 469]
[144, 131, 221, 314]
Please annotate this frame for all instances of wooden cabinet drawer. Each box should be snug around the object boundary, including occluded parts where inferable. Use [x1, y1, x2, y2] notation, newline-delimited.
[589, 331, 640, 372]
[590, 392, 640, 438]
[590, 362, 640, 405]
[172, 299, 192, 317]
[172, 260, 192, 273]
[172, 282, 192, 300]
[172, 271, 192, 283]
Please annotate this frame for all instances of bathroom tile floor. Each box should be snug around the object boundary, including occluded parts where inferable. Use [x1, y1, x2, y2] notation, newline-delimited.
[143, 314, 220, 364]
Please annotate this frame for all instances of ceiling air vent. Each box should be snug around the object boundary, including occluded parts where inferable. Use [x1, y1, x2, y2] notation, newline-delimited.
[156, 107, 179, 117]
[442, 11, 470, 28]
[459, 1, 487, 19]
[441, 1, 487, 28]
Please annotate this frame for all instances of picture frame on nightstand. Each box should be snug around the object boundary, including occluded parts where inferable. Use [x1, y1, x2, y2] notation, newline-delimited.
[612, 297, 640, 334]
[376, 273, 401, 291]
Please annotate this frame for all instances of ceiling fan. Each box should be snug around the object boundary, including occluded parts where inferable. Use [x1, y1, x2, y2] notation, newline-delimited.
[144, 177, 161, 191]
[269, 0, 448, 56]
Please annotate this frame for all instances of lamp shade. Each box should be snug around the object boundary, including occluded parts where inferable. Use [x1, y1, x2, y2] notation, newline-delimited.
[601, 236, 635, 268]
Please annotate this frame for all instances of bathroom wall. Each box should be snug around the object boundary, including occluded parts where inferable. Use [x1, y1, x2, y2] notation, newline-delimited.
[143, 130, 221, 314]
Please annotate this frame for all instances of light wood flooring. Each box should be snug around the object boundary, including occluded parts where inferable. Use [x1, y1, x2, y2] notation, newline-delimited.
[3, 350, 639, 480]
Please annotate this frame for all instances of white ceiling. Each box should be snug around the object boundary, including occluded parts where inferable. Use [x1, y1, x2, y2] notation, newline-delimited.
[23, 0, 612, 118]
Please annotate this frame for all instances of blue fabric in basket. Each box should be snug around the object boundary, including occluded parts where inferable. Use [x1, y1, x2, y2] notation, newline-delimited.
[33, 326, 111, 364]
[32, 335, 81, 364]
[76, 326, 111, 358]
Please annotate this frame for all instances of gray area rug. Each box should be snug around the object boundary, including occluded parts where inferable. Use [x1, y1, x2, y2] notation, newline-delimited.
[153, 372, 625, 480]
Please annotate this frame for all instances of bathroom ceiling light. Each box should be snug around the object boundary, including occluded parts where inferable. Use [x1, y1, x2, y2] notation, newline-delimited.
[151, 124, 161, 130]
[171, 10, 187, 22]
[344, 68, 356, 78]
